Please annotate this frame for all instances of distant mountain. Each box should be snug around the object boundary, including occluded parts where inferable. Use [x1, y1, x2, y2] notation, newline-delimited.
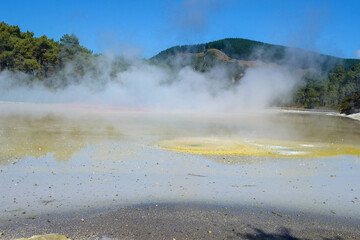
[152, 38, 360, 71]
[152, 38, 360, 110]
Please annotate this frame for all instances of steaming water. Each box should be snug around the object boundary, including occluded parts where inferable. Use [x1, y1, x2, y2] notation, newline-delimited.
[0, 102, 360, 225]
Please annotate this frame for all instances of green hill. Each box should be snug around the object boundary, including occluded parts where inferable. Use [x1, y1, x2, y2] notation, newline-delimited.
[152, 38, 360, 110]
[152, 38, 360, 70]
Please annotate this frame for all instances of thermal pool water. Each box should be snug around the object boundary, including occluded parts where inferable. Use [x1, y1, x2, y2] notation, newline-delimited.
[0, 102, 360, 229]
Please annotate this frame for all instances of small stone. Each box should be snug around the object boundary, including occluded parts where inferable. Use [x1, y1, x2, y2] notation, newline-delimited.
[208, 230, 212, 234]
[81, 218, 85, 222]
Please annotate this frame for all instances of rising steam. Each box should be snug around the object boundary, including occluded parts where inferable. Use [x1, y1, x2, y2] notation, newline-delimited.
[356, 49, 360, 59]
[0, 55, 301, 113]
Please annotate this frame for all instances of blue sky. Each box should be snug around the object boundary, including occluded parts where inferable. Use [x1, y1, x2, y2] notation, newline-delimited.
[1, 0, 360, 58]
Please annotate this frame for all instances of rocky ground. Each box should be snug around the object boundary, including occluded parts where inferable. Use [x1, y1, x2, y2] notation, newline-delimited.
[1, 203, 360, 240]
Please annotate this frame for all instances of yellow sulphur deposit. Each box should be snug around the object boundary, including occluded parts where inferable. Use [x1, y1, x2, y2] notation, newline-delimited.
[15, 234, 69, 240]
[159, 137, 360, 158]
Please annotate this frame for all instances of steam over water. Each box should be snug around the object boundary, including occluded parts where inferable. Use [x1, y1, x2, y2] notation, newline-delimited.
[0, 57, 300, 111]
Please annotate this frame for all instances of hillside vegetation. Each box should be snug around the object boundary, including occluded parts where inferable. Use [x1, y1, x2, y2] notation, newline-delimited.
[152, 38, 360, 110]
[0, 21, 128, 86]
[0, 22, 93, 78]
[152, 38, 360, 70]
[339, 93, 360, 115]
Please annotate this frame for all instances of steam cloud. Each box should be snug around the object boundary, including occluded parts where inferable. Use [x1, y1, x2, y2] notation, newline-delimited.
[0, 56, 301, 113]
[356, 49, 360, 59]
[171, 0, 224, 40]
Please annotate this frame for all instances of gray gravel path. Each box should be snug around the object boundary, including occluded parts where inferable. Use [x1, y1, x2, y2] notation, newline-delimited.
[1, 203, 359, 240]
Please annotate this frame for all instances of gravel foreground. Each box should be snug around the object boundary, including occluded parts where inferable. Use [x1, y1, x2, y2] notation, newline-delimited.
[1, 203, 360, 240]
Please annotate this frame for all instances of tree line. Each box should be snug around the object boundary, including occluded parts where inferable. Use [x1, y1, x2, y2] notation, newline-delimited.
[0, 21, 92, 78]
[294, 64, 360, 110]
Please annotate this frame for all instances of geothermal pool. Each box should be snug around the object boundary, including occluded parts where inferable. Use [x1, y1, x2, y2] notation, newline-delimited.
[0, 102, 360, 226]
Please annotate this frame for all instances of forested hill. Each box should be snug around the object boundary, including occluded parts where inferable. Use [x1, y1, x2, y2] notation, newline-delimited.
[152, 38, 360, 70]
[152, 38, 360, 111]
